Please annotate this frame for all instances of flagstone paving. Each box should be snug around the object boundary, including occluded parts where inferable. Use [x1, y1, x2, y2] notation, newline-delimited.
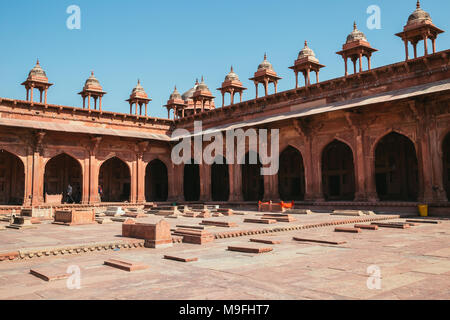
[0, 211, 448, 299]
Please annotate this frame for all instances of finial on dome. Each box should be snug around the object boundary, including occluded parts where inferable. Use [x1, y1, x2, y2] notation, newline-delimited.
[304, 40, 308, 48]
[91, 71, 94, 76]
[195, 78, 199, 85]
[36, 58, 40, 65]
[201, 75, 204, 82]
[416, 0, 421, 9]
[137, 79, 140, 85]
[264, 52, 267, 60]
[230, 65, 234, 72]
[353, 21, 357, 30]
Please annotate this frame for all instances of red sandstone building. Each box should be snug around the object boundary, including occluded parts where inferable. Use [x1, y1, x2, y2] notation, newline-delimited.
[0, 2, 449, 215]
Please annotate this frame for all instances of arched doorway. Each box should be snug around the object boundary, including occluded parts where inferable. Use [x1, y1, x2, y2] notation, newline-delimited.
[375, 132, 418, 201]
[0, 149, 25, 205]
[322, 140, 355, 201]
[99, 157, 130, 202]
[184, 159, 200, 201]
[44, 153, 82, 204]
[278, 146, 305, 201]
[242, 151, 264, 201]
[444, 133, 450, 200]
[211, 156, 229, 201]
[145, 159, 168, 202]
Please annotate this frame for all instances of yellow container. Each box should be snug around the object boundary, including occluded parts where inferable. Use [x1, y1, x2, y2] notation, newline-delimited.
[418, 204, 428, 217]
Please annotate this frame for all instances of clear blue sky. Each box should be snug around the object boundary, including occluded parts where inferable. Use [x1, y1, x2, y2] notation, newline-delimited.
[0, 0, 448, 119]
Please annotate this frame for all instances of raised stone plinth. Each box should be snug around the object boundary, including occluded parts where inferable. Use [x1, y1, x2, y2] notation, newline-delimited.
[96, 217, 113, 224]
[293, 237, 347, 245]
[122, 219, 172, 248]
[6, 216, 37, 229]
[354, 224, 379, 230]
[174, 228, 214, 245]
[124, 208, 147, 218]
[150, 206, 181, 217]
[197, 210, 211, 218]
[105, 206, 126, 217]
[250, 238, 281, 245]
[216, 208, 234, 216]
[52, 209, 96, 226]
[21, 207, 53, 220]
[285, 209, 313, 215]
[371, 222, 410, 229]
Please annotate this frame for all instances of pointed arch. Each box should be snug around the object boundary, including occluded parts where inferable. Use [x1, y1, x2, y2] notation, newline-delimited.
[278, 145, 305, 201]
[98, 156, 131, 202]
[321, 139, 355, 201]
[0, 149, 25, 205]
[211, 155, 229, 201]
[374, 132, 418, 201]
[242, 151, 264, 201]
[184, 159, 200, 201]
[44, 153, 82, 204]
[145, 159, 168, 202]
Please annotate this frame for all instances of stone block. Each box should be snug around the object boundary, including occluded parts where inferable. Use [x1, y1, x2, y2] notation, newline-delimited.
[406, 219, 441, 224]
[21, 207, 53, 219]
[228, 246, 273, 254]
[292, 237, 347, 245]
[53, 209, 96, 226]
[174, 228, 214, 245]
[261, 214, 296, 223]
[334, 227, 361, 233]
[216, 208, 234, 216]
[105, 206, 126, 217]
[200, 220, 238, 228]
[285, 209, 313, 215]
[354, 224, 379, 230]
[30, 267, 70, 281]
[6, 216, 37, 229]
[197, 210, 211, 218]
[96, 217, 113, 224]
[371, 222, 410, 229]
[104, 259, 149, 272]
[122, 219, 172, 248]
[163, 255, 198, 262]
[244, 218, 277, 224]
[250, 238, 281, 245]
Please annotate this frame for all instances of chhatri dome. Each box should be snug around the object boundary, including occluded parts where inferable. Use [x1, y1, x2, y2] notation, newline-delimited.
[169, 86, 182, 100]
[195, 76, 211, 92]
[129, 79, 149, 99]
[182, 79, 199, 101]
[407, 1, 432, 26]
[26, 59, 48, 82]
[83, 71, 103, 92]
[225, 66, 240, 81]
[346, 22, 368, 43]
[257, 53, 273, 71]
[297, 41, 319, 63]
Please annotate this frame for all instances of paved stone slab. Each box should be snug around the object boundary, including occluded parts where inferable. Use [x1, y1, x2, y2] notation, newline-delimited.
[30, 266, 70, 282]
[228, 246, 273, 254]
[104, 259, 149, 272]
[164, 255, 198, 262]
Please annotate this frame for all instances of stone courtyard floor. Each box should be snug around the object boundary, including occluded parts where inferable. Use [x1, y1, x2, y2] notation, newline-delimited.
[0, 210, 449, 300]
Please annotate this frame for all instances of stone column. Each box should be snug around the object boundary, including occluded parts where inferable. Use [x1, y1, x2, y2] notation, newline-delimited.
[354, 129, 368, 201]
[310, 136, 325, 202]
[88, 137, 101, 204]
[23, 147, 34, 206]
[81, 156, 90, 204]
[136, 153, 146, 203]
[199, 163, 211, 202]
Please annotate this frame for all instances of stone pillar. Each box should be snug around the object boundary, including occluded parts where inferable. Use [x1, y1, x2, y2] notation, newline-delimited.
[310, 136, 325, 202]
[136, 153, 145, 203]
[23, 147, 34, 206]
[353, 129, 368, 201]
[88, 137, 101, 204]
[81, 156, 90, 204]
[428, 117, 448, 202]
[229, 162, 243, 201]
[199, 163, 211, 202]
[365, 134, 379, 202]
[130, 158, 138, 203]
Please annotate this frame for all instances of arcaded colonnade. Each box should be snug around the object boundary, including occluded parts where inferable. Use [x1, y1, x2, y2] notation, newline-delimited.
[0, 91, 449, 206]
